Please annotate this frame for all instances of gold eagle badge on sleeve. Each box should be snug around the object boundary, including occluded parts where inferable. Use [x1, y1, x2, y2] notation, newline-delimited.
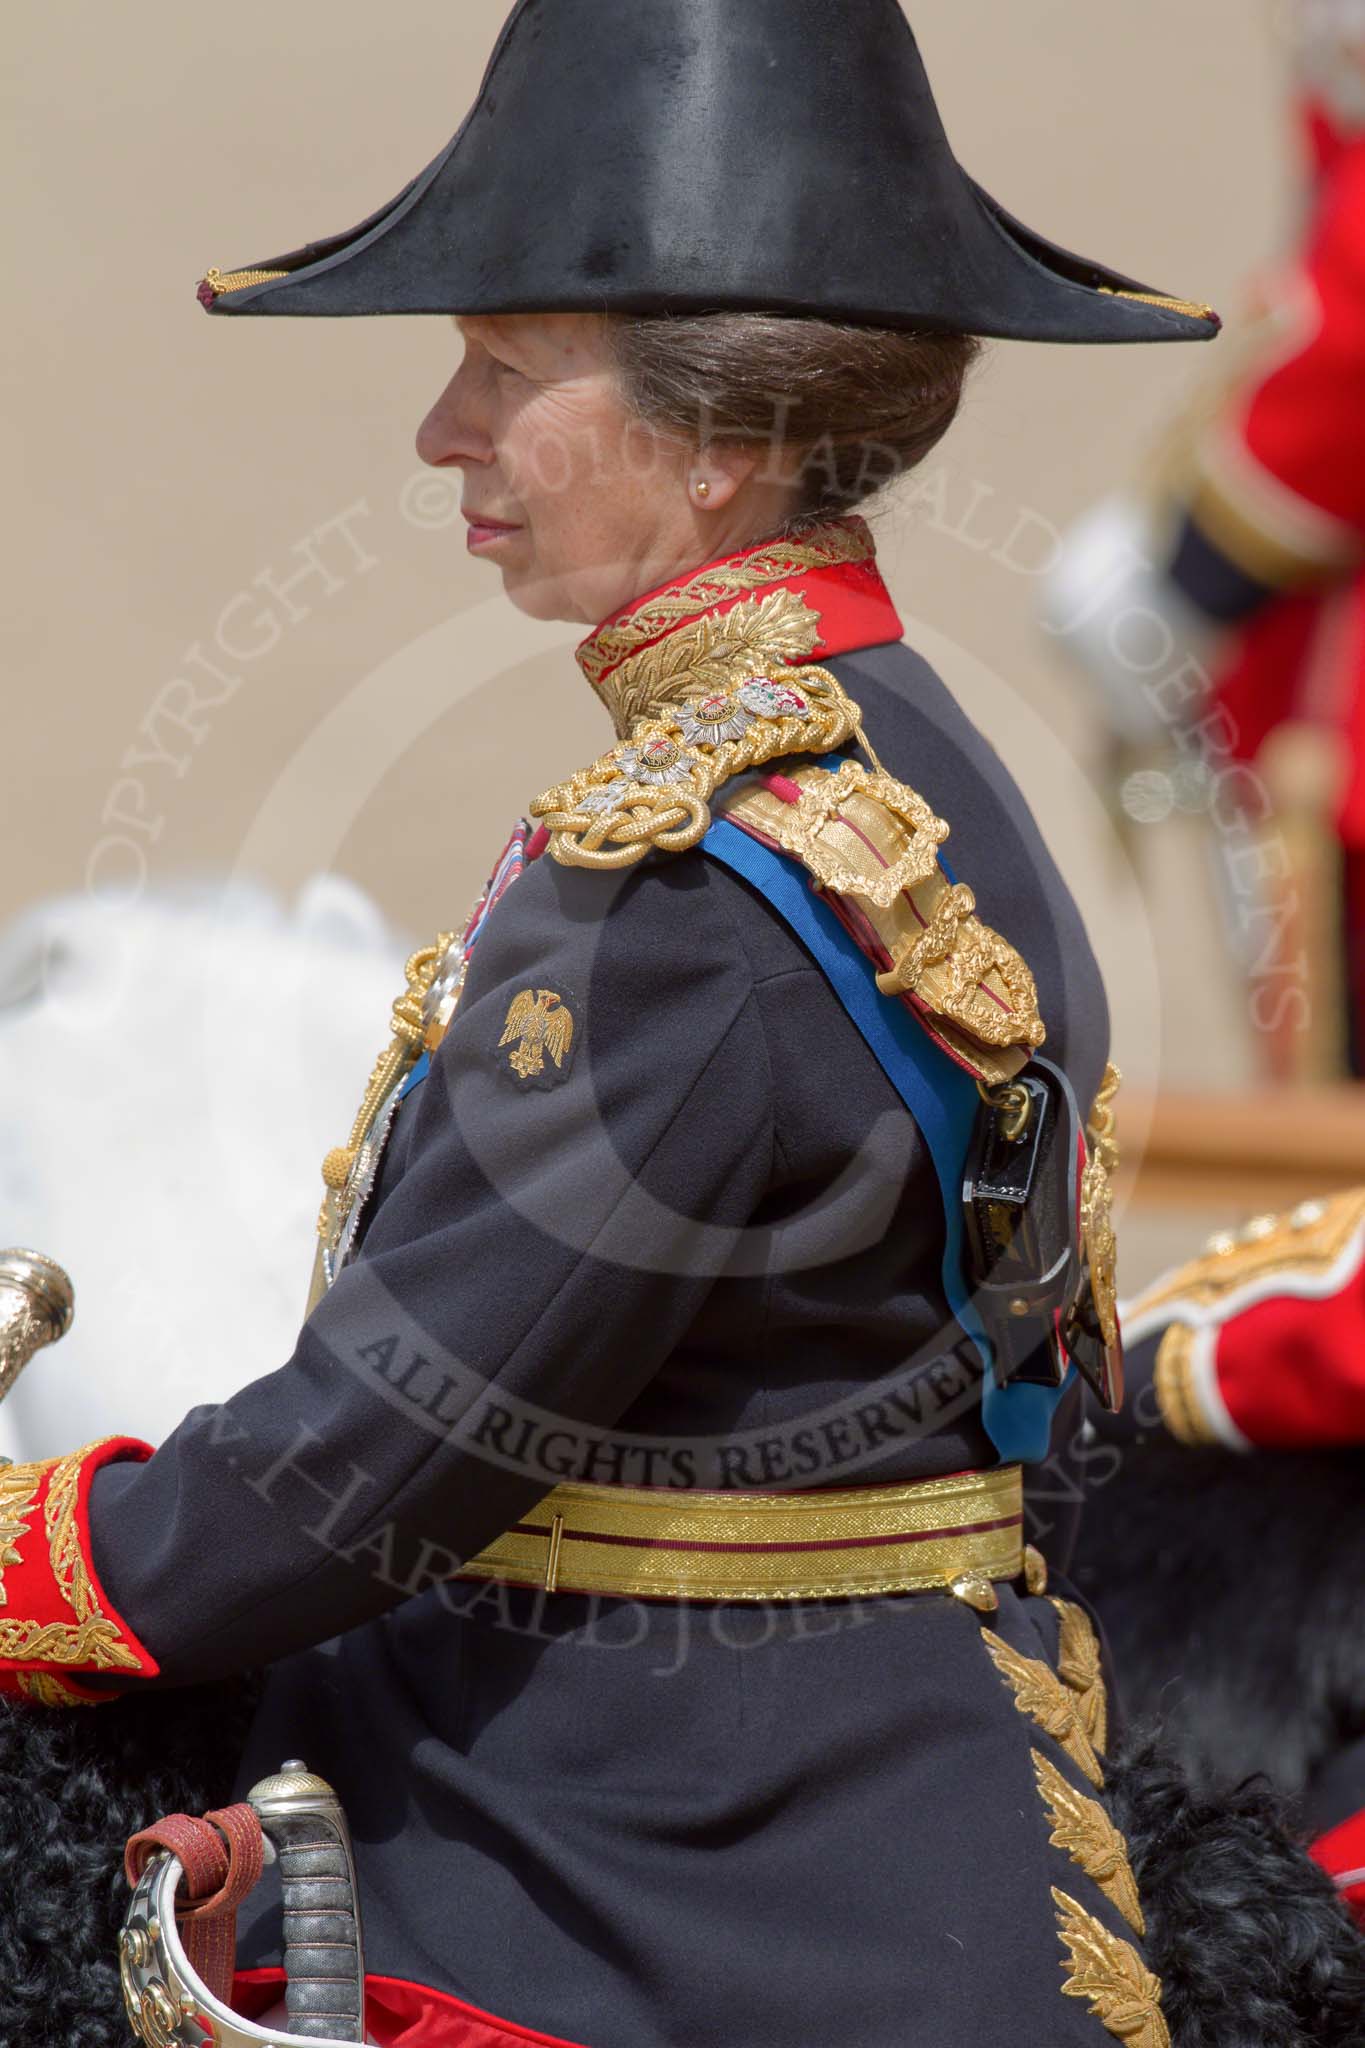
[498, 988, 576, 1086]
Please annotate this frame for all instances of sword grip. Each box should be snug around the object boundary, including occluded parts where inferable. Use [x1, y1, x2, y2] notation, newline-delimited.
[0, 1249, 73, 1407]
[249, 1761, 365, 2043]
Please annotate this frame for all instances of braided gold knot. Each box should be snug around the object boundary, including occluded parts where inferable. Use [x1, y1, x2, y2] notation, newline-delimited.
[531, 663, 860, 871]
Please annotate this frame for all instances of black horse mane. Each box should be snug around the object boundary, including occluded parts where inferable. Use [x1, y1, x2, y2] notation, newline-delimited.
[1072, 1440, 1365, 1801]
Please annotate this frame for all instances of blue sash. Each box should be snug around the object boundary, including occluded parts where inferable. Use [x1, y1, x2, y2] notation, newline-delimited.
[702, 816, 1068, 1462]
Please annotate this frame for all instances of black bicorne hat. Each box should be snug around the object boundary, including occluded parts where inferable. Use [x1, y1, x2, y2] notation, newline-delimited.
[198, 0, 1218, 346]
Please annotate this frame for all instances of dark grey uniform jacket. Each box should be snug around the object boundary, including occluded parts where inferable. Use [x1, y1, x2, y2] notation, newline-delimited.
[88, 637, 1125, 2048]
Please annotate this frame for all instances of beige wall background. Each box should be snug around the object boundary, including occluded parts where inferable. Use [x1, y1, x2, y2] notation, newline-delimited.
[7, 2, 1294, 1273]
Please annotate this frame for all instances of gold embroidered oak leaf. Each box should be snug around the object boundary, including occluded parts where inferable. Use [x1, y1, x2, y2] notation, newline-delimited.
[1032, 1750, 1144, 1934]
[981, 1628, 1103, 1788]
[1052, 1888, 1169, 2048]
[606, 587, 824, 730]
[1051, 1596, 1109, 1755]
[499, 990, 575, 1082]
[0, 1462, 44, 1608]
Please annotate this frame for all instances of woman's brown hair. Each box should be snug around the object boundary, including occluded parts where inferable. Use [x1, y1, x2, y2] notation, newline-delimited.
[610, 314, 982, 520]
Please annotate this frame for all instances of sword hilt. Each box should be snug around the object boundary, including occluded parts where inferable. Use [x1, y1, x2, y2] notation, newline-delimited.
[249, 1760, 365, 2043]
[0, 1248, 74, 1408]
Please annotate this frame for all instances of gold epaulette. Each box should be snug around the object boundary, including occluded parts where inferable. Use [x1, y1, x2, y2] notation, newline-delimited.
[530, 670, 1044, 1085]
[530, 662, 860, 869]
[724, 760, 1045, 1087]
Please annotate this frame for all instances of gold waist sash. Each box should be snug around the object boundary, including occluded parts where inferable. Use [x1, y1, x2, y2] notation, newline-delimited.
[457, 1465, 1023, 1602]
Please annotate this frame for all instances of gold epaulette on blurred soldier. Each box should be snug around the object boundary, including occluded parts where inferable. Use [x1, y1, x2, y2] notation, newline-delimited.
[1125, 1186, 1365, 1330]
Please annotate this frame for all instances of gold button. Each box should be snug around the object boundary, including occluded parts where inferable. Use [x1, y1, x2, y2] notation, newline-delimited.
[948, 1570, 1000, 1614]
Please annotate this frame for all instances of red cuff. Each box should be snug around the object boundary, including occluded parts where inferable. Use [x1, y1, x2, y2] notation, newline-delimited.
[0, 1435, 158, 1704]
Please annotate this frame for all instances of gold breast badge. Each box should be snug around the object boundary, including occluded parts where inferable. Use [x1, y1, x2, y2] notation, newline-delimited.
[498, 989, 575, 1084]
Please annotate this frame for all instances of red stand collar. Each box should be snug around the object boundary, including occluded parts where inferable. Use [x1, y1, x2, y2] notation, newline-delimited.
[575, 516, 903, 737]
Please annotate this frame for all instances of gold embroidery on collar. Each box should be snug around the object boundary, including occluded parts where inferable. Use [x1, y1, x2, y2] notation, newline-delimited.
[598, 588, 826, 736]
[578, 518, 873, 731]
[981, 1627, 1103, 1788]
[1032, 1752, 1144, 1935]
[1052, 1888, 1170, 2048]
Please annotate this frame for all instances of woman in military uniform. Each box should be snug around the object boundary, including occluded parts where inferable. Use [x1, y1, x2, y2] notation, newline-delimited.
[5, 5, 1362, 2046]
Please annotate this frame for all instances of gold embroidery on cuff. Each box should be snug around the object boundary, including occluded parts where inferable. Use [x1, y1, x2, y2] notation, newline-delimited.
[1032, 1751, 1144, 1935]
[0, 1616, 143, 1671]
[0, 1439, 145, 1674]
[16, 1669, 99, 1707]
[0, 1460, 47, 1608]
[47, 1441, 117, 1623]
[1052, 1887, 1170, 2048]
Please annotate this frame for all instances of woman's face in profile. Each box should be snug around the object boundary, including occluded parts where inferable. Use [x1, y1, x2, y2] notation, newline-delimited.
[416, 312, 702, 627]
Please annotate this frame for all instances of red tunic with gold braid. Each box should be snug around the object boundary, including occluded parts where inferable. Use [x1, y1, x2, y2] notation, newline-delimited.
[1123, 1186, 1365, 1453]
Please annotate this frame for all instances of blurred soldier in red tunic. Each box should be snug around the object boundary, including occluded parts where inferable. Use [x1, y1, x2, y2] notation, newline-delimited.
[1045, 0, 1365, 1078]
